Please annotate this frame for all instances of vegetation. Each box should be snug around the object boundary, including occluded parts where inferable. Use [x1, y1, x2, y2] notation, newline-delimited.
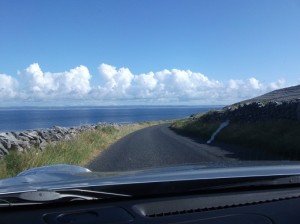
[171, 117, 300, 160]
[0, 121, 166, 179]
[171, 116, 222, 140]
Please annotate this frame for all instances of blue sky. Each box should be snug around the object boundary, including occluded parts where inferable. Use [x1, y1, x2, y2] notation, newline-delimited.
[0, 0, 299, 106]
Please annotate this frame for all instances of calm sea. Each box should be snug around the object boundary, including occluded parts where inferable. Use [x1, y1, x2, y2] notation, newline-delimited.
[0, 106, 220, 132]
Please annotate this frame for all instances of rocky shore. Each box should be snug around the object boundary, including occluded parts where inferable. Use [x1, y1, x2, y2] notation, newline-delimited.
[0, 123, 124, 158]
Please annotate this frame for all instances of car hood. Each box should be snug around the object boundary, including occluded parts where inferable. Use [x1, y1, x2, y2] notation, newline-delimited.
[1, 161, 300, 194]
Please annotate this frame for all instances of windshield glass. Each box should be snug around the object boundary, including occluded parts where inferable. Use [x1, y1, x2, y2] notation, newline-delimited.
[0, 0, 299, 189]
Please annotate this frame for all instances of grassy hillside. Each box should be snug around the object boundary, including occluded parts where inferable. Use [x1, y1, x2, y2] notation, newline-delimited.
[172, 83, 300, 162]
[171, 116, 300, 159]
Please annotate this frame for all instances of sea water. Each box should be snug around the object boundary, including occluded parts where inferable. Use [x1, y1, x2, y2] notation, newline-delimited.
[0, 106, 220, 132]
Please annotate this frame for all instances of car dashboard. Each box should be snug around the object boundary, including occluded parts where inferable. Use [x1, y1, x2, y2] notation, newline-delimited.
[1, 187, 300, 224]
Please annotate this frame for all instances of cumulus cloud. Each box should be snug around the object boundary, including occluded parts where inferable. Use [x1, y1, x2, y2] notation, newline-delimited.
[96, 64, 222, 102]
[0, 63, 292, 105]
[19, 63, 91, 99]
[268, 79, 286, 90]
[0, 74, 18, 98]
[224, 78, 269, 100]
[248, 77, 263, 89]
[95, 64, 281, 104]
[98, 64, 134, 97]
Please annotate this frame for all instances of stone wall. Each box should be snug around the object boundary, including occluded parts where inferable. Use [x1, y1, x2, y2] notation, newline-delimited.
[199, 100, 300, 123]
[0, 123, 123, 158]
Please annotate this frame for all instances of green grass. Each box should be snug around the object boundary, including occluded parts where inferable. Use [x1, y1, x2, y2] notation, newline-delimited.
[171, 117, 300, 160]
[0, 121, 166, 179]
[171, 116, 222, 139]
[217, 120, 300, 158]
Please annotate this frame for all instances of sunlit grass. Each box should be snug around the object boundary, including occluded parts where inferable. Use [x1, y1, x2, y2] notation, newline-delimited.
[0, 121, 166, 179]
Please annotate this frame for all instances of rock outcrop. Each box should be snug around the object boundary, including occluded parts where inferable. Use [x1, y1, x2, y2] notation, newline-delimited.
[194, 85, 300, 123]
[237, 84, 300, 104]
[0, 123, 123, 158]
[199, 100, 300, 123]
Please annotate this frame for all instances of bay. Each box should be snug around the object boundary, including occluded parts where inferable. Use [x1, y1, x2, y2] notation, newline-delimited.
[0, 106, 220, 132]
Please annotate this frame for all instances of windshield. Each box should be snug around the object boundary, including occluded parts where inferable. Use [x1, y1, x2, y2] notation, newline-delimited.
[0, 0, 299, 191]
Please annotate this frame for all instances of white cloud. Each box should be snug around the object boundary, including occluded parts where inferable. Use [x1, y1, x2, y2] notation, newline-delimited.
[248, 77, 263, 89]
[19, 63, 91, 99]
[0, 63, 293, 105]
[98, 63, 134, 97]
[223, 78, 269, 102]
[0, 74, 18, 98]
[96, 65, 222, 101]
[227, 79, 242, 90]
[268, 79, 286, 90]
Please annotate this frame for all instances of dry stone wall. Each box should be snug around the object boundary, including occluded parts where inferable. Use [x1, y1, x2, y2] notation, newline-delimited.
[0, 123, 123, 158]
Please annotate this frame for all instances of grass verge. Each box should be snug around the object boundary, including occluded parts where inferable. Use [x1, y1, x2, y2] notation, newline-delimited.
[171, 117, 300, 160]
[0, 121, 166, 179]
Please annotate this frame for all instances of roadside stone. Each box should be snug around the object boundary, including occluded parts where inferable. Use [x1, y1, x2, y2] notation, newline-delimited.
[18, 141, 31, 150]
[0, 142, 8, 156]
[39, 139, 48, 150]
[1, 139, 11, 149]
[37, 130, 50, 140]
[10, 142, 23, 151]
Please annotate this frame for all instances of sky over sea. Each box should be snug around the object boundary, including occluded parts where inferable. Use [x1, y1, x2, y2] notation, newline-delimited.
[0, 0, 299, 106]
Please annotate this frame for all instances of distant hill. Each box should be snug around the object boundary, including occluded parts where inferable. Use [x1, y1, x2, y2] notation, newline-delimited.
[194, 84, 300, 122]
[235, 84, 300, 105]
